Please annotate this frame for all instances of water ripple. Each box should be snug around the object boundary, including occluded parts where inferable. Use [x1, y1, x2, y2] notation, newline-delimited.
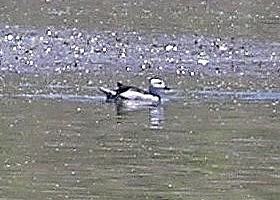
[195, 90, 280, 101]
[2, 90, 280, 103]
[12, 93, 105, 103]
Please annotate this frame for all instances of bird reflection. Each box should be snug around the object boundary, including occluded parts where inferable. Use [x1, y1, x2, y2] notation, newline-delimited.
[115, 101, 165, 130]
[149, 106, 164, 130]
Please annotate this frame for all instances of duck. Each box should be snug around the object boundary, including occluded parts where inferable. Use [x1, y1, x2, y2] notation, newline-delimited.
[99, 77, 170, 104]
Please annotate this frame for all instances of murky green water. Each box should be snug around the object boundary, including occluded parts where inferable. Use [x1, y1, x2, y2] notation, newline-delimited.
[0, 73, 279, 199]
[0, 0, 279, 199]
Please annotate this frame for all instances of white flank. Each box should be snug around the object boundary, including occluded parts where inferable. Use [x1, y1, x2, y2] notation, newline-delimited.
[120, 90, 159, 102]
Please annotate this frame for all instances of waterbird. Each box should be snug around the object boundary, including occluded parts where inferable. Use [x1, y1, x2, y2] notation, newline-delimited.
[99, 77, 170, 104]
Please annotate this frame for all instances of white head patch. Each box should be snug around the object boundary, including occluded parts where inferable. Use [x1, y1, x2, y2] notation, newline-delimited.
[150, 78, 166, 89]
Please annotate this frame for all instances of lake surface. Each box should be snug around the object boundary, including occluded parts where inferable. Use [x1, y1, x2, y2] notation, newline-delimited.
[0, 73, 279, 199]
[0, 0, 279, 40]
[0, 0, 280, 199]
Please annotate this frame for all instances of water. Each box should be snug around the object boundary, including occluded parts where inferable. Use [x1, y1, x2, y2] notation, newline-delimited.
[0, 74, 279, 199]
[0, 0, 279, 40]
[0, 0, 279, 199]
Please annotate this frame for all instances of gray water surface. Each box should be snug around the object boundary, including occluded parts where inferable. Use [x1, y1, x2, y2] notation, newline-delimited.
[0, 74, 279, 199]
[1, 0, 279, 40]
[0, 0, 279, 198]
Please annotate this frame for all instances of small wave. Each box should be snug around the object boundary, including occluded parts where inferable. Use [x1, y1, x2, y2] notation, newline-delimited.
[12, 93, 105, 103]
[195, 91, 280, 101]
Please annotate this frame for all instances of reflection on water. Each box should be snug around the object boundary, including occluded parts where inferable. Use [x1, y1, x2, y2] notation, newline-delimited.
[115, 101, 165, 130]
[149, 106, 164, 130]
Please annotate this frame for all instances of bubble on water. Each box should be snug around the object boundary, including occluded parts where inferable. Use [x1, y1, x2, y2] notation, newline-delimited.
[215, 67, 221, 74]
[219, 44, 228, 51]
[197, 58, 209, 66]
[46, 29, 52, 36]
[165, 45, 173, 51]
[197, 51, 210, 66]
[28, 60, 34, 66]
[120, 52, 126, 58]
[111, 32, 116, 37]
[141, 60, 151, 70]
[45, 46, 52, 54]
[54, 67, 62, 73]
[270, 52, 277, 60]
[189, 71, 195, 76]
[5, 33, 14, 41]
[166, 57, 175, 63]
[244, 50, 250, 57]
[176, 67, 186, 75]
[165, 44, 177, 52]
[79, 47, 85, 54]
[87, 80, 93, 85]
[153, 152, 160, 157]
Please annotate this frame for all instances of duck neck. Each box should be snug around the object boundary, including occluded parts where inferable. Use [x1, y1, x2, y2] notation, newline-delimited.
[149, 86, 161, 97]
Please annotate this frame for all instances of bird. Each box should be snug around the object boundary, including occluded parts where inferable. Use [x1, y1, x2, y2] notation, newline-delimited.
[99, 77, 170, 104]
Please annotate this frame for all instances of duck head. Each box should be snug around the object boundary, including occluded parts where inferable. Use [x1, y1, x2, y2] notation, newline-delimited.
[148, 77, 170, 96]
